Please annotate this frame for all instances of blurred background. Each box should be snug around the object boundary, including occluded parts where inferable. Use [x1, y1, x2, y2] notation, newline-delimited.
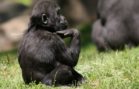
[0, 0, 97, 52]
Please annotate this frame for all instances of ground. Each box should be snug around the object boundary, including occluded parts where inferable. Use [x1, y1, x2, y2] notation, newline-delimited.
[0, 30, 139, 89]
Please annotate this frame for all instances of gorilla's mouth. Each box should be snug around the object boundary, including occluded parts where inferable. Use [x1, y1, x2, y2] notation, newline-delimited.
[60, 24, 68, 30]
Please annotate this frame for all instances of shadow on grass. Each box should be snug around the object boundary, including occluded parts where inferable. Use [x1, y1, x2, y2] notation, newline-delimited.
[0, 49, 17, 64]
[0, 49, 17, 57]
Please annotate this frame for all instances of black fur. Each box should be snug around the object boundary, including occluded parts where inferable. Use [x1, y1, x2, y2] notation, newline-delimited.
[92, 0, 139, 51]
[18, 0, 83, 86]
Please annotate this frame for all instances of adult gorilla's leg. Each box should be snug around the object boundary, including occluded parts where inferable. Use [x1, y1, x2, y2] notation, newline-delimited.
[104, 19, 128, 50]
[92, 20, 109, 51]
[93, 19, 128, 51]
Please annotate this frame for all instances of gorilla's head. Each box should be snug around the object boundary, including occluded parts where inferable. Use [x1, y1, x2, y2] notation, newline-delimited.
[30, 0, 68, 32]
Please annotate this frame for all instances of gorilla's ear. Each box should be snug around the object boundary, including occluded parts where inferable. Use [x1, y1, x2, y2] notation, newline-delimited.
[41, 14, 48, 25]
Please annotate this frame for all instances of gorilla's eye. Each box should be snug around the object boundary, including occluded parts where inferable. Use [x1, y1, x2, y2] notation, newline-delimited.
[42, 14, 48, 24]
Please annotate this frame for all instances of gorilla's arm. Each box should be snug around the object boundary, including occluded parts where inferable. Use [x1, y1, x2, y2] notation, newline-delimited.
[56, 29, 80, 67]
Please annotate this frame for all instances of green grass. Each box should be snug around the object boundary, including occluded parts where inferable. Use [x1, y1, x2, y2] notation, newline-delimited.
[0, 23, 139, 89]
[0, 44, 139, 89]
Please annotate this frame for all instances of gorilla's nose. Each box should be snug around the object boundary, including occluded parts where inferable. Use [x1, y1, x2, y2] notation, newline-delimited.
[60, 16, 68, 29]
[60, 16, 66, 23]
[61, 23, 68, 29]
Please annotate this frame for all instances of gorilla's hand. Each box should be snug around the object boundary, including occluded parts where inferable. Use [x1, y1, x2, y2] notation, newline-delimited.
[56, 29, 79, 38]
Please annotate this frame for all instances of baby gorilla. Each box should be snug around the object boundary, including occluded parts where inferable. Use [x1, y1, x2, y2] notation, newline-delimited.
[18, 0, 83, 86]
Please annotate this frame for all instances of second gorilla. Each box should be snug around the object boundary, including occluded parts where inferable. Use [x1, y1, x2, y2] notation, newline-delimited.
[92, 0, 139, 51]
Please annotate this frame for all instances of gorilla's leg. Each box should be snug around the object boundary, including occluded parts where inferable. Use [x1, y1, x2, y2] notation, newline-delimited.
[92, 20, 109, 51]
[42, 65, 83, 86]
[22, 70, 31, 84]
[92, 19, 128, 51]
[22, 69, 46, 84]
[103, 19, 128, 50]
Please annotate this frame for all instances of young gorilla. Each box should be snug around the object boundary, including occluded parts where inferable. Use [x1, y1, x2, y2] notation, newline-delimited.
[18, 0, 83, 86]
[92, 0, 139, 51]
